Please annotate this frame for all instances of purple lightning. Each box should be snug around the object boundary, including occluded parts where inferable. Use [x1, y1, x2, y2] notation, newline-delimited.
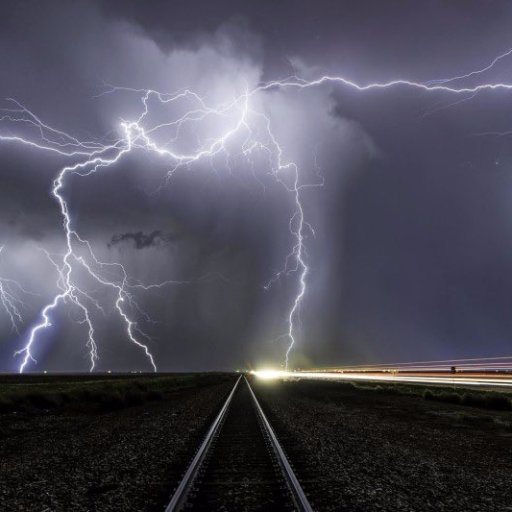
[0, 246, 36, 334]
[1, 46, 512, 372]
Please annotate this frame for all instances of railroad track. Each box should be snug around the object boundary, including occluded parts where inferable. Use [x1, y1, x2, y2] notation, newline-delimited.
[166, 375, 313, 512]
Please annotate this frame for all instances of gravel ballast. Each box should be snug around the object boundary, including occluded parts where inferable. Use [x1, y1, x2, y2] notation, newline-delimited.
[253, 379, 512, 512]
[0, 375, 234, 512]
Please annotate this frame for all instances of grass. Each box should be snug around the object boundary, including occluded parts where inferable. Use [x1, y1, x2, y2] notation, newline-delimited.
[349, 381, 512, 412]
[0, 373, 232, 414]
[427, 409, 512, 430]
[351, 382, 417, 396]
[424, 389, 512, 411]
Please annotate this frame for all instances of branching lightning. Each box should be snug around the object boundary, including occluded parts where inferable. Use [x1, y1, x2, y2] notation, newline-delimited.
[0, 246, 36, 334]
[1, 46, 512, 371]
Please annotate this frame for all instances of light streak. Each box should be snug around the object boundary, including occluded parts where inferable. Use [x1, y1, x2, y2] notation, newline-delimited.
[252, 370, 512, 389]
[2, 45, 512, 371]
[318, 355, 512, 371]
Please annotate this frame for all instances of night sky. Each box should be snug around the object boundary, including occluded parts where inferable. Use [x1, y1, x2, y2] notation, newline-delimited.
[1, 0, 512, 372]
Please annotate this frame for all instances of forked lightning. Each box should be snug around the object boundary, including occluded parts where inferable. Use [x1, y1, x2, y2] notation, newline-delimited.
[1, 46, 512, 371]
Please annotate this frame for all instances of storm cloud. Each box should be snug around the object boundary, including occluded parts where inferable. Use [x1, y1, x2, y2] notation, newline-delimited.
[1, 1, 512, 371]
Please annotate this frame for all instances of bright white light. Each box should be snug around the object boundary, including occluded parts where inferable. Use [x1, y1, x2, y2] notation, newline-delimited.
[252, 369, 290, 380]
[252, 370, 512, 388]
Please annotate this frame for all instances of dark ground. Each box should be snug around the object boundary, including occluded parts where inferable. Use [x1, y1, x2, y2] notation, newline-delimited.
[0, 373, 235, 512]
[253, 378, 512, 512]
[1, 374, 512, 511]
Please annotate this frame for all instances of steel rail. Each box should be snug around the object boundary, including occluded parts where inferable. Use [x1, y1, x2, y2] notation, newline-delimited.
[166, 374, 313, 511]
[245, 375, 314, 512]
[165, 375, 242, 512]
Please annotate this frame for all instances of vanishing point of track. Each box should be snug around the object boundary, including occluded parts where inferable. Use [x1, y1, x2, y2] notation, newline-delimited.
[165, 375, 313, 511]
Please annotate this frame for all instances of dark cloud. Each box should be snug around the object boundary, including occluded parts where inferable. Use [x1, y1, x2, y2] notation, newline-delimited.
[1, 0, 512, 371]
[109, 230, 179, 250]
[93, 0, 512, 81]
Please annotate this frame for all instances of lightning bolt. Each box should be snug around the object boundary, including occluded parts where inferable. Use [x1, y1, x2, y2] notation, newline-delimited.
[0, 246, 36, 334]
[1, 45, 512, 371]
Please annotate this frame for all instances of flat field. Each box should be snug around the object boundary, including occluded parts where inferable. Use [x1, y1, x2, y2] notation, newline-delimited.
[0, 373, 235, 511]
[253, 378, 512, 512]
[1, 374, 511, 511]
